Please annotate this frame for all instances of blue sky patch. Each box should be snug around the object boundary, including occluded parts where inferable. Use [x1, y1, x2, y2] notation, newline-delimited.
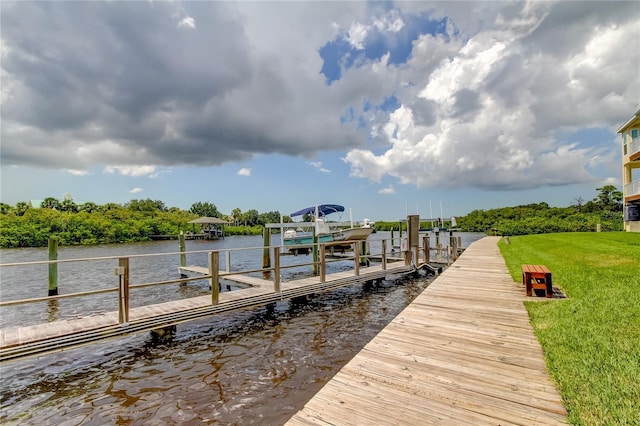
[319, 12, 449, 84]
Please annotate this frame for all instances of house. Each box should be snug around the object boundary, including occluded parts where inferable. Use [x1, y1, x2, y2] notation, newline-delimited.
[617, 109, 640, 232]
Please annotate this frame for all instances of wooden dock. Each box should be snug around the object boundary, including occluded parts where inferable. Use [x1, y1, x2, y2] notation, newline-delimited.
[286, 236, 568, 425]
[0, 261, 414, 362]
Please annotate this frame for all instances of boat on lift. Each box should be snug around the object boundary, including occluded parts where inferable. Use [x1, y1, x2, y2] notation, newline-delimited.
[283, 204, 373, 254]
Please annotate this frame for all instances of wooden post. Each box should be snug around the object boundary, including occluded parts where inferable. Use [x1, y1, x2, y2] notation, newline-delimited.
[423, 235, 430, 264]
[312, 233, 318, 275]
[451, 236, 459, 261]
[360, 241, 368, 266]
[117, 257, 129, 324]
[354, 242, 360, 276]
[262, 227, 270, 269]
[390, 228, 395, 250]
[262, 227, 271, 279]
[273, 246, 281, 292]
[179, 231, 186, 267]
[319, 244, 326, 283]
[381, 240, 387, 270]
[209, 251, 219, 305]
[48, 236, 59, 296]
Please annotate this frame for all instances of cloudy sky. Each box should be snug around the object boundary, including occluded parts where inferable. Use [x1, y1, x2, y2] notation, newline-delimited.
[1, 1, 639, 220]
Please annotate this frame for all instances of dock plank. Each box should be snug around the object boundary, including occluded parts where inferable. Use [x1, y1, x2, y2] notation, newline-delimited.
[286, 236, 567, 425]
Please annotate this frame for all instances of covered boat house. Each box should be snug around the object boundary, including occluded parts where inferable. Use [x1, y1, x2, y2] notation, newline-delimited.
[188, 217, 228, 239]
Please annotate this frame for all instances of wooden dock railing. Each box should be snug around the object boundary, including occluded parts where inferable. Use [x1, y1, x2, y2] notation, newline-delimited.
[0, 236, 460, 361]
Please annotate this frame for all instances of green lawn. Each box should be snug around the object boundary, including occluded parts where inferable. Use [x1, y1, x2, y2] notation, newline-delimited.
[499, 232, 640, 425]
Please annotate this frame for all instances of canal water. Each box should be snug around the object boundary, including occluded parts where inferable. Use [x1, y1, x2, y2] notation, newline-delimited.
[0, 232, 484, 425]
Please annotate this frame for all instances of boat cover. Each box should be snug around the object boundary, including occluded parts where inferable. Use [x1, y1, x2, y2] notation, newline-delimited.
[290, 204, 345, 217]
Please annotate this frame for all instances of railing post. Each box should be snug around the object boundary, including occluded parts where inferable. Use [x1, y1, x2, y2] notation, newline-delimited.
[319, 244, 326, 283]
[210, 251, 219, 305]
[354, 242, 360, 276]
[381, 240, 387, 270]
[360, 241, 368, 266]
[273, 246, 281, 292]
[451, 236, 459, 261]
[423, 235, 430, 264]
[262, 227, 271, 269]
[312, 234, 318, 275]
[117, 257, 129, 324]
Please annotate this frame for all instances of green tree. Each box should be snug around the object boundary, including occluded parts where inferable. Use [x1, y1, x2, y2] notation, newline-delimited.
[60, 199, 78, 213]
[126, 199, 166, 213]
[231, 207, 242, 225]
[41, 197, 61, 210]
[0, 203, 12, 215]
[595, 185, 623, 211]
[15, 201, 29, 216]
[258, 211, 282, 225]
[241, 209, 259, 226]
[190, 201, 220, 217]
[80, 202, 98, 213]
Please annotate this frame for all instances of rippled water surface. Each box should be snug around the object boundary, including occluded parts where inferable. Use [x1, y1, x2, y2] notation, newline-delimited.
[0, 232, 484, 424]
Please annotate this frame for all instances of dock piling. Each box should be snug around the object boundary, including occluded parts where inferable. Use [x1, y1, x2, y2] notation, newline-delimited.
[179, 231, 186, 267]
[117, 257, 130, 323]
[273, 246, 281, 292]
[48, 236, 59, 296]
[210, 251, 219, 305]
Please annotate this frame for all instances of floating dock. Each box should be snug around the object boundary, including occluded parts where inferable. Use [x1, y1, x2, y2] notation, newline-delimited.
[286, 236, 567, 425]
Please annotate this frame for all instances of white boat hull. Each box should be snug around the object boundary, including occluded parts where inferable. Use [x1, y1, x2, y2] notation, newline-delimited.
[330, 227, 373, 242]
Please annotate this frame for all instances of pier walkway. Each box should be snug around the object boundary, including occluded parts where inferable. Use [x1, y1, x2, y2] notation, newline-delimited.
[0, 261, 414, 362]
[286, 236, 567, 425]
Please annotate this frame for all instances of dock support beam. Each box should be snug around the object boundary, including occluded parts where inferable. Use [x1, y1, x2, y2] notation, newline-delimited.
[48, 236, 59, 296]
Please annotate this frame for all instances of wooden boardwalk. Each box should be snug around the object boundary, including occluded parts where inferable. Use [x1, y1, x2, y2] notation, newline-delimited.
[286, 236, 568, 425]
[0, 262, 413, 362]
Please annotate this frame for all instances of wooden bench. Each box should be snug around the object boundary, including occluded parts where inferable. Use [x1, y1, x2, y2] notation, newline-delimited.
[521, 264, 553, 298]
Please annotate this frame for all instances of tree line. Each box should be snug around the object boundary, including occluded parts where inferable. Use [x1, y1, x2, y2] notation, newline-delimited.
[456, 185, 623, 235]
[0, 185, 624, 248]
[0, 198, 290, 248]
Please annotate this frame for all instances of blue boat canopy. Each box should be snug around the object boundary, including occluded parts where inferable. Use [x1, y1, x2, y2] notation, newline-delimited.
[290, 204, 345, 217]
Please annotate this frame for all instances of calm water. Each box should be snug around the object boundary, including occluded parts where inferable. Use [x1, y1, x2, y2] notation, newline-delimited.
[0, 232, 484, 425]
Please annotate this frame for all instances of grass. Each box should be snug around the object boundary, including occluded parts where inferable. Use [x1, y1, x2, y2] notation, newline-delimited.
[499, 232, 640, 425]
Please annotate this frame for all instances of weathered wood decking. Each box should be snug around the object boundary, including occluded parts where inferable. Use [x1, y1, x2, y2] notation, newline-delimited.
[286, 236, 567, 425]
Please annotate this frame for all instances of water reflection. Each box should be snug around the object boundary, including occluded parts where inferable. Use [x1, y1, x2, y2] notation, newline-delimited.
[46, 300, 59, 322]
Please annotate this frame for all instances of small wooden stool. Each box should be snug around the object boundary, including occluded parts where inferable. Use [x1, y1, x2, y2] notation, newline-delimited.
[521, 264, 553, 298]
